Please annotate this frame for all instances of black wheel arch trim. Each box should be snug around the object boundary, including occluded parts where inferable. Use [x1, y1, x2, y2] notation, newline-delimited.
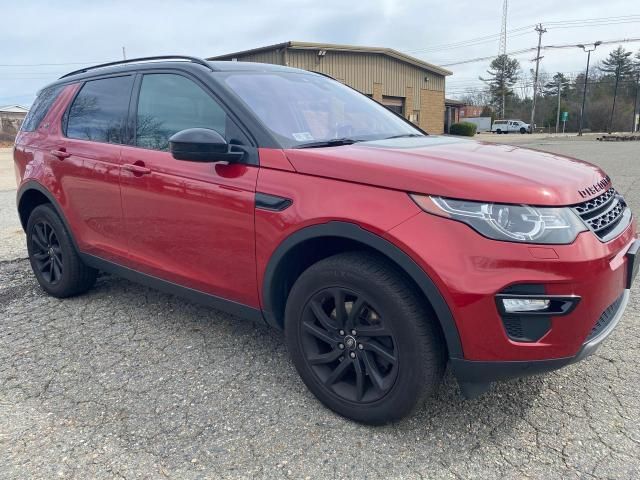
[262, 221, 464, 359]
[17, 181, 81, 249]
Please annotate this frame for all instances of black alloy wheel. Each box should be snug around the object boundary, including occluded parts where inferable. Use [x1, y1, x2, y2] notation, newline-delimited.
[30, 220, 63, 284]
[26, 203, 97, 298]
[285, 252, 446, 424]
[299, 287, 398, 403]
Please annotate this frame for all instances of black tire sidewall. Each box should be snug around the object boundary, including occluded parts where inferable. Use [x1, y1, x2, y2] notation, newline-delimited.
[285, 255, 442, 424]
[26, 204, 91, 297]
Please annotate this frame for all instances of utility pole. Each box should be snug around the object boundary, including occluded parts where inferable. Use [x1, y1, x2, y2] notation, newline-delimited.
[122, 46, 127, 60]
[608, 64, 621, 133]
[530, 23, 546, 133]
[555, 76, 562, 134]
[633, 71, 640, 133]
[577, 42, 601, 136]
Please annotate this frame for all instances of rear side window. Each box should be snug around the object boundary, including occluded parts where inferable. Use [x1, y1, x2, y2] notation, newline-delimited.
[66, 75, 134, 144]
[20, 84, 64, 132]
[135, 73, 227, 151]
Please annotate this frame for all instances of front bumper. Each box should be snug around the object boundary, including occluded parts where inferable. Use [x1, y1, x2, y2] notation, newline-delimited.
[450, 289, 629, 387]
[387, 212, 637, 362]
[388, 213, 637, 398]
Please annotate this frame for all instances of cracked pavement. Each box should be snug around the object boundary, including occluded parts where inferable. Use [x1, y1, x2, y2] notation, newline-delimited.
[1, 141, 639, 479]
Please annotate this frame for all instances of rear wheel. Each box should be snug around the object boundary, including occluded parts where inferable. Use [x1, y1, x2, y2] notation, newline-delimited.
[285, 252, 445, 424]
[496, 129, 502, 134]
[26, 204, 97, 298]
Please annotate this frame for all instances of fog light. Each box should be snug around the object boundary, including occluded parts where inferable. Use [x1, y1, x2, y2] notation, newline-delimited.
[502, 298, 550, 313]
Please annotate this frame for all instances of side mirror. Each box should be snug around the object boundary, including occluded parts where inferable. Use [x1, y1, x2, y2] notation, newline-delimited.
[169, 128, 244, 163]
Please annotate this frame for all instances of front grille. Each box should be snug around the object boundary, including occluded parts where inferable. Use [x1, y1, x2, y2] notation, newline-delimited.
[573, 188, 628, 240]
[585, 294, 624, 342]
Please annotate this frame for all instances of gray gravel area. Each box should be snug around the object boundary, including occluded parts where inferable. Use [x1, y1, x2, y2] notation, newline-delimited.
[1, 142, 639, 479]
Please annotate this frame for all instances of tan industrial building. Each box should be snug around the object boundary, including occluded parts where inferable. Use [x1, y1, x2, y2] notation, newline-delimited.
[0, 104, 28, 142]
[208, 41, 452, 134]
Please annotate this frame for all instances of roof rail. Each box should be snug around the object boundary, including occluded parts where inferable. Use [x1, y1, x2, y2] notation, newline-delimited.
[59, 55, 213, 79]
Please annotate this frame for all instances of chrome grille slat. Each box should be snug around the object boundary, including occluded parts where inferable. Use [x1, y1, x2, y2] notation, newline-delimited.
[573, 188, 629, 241]
[573, 187, 616, 215]
[591, 200, 625, 232]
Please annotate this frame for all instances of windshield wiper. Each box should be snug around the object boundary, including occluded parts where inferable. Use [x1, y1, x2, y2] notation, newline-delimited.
[382, 133, 425, 140]
[294, 137, 363, 149]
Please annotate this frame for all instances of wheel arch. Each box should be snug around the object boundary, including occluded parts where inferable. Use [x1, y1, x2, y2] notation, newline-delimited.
[262, 221, 463, 359]
[17, 181, 80, 250]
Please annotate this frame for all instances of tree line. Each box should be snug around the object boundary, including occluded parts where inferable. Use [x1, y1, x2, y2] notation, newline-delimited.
[461, 46, 640, 133]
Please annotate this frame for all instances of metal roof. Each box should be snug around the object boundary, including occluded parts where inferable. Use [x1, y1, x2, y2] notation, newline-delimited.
[0, 104, 29, 113]
[208, 41, 452, 77]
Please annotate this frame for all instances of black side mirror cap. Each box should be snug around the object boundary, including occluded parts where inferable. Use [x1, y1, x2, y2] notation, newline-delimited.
[169, 128, 244, 163]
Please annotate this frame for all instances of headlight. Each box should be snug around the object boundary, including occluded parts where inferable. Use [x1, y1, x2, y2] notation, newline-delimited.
[410, 195, 587, 244]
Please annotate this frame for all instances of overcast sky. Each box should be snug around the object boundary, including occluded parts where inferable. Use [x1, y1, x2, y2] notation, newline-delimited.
[2, 0, 639, 106]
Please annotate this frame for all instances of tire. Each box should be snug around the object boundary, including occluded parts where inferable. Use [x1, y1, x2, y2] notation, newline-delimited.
[520, 127, 526, 134]
[26, 204, 97, 298]
[496, 129, 502, 134]
[285, 252, 445, 424]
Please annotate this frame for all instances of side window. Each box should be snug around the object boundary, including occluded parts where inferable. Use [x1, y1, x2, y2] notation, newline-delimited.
[135, 74, 227, 151]
[66, 75, 133, 144]
[20, 84, 64, 132]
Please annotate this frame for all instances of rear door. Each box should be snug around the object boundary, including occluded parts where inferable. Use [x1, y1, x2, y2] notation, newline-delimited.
[119, 71, 259, 307]
[56, 75, 134, 262]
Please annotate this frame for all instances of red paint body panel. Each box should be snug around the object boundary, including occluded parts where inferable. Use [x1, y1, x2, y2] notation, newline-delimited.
[119, 146, 260, 307]
[255, 153, 421, 305]
[284, 137, 607, 205]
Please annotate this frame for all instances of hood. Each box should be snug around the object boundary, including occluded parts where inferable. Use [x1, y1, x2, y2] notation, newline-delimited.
[283, 136, 609, 206]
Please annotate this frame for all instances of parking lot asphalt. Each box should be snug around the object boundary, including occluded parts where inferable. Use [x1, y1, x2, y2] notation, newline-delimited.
[1, 140, 639, 479]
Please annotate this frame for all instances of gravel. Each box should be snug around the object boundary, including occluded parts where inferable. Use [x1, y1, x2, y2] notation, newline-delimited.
[1, 141, 639, 479]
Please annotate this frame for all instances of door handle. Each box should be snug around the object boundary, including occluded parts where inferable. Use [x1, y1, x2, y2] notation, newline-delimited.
[50, 148, 71, 160]
[123, 163, 152, 175]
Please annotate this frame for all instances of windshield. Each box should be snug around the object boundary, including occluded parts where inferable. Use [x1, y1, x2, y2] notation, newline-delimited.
[222, 72, 423, 148]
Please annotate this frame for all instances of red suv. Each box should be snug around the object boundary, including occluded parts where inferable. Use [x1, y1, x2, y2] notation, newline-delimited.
[14, 56, 639, 424]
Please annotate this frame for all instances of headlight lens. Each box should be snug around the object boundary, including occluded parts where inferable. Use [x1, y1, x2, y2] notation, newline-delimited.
[410, 195, 587, 244]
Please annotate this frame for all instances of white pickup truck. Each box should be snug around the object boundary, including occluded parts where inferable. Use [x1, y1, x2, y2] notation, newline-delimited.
[491, 119, 531, 134]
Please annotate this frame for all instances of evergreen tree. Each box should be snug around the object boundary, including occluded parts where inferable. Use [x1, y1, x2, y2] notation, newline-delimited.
[542, 73, 570, 98]
[599, 46, 634, 132]
[479, 55, 520, 119]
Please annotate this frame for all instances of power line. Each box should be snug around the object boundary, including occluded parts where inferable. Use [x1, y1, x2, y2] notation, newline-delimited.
[439, 37, 640, 67]
[405, 14, 640, 58]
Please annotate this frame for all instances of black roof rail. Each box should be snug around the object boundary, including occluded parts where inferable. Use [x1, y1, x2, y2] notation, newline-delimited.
[59, 55, 214, 79]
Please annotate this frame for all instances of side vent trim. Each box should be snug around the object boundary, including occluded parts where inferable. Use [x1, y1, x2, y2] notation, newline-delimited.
[255, 192, 292, 212]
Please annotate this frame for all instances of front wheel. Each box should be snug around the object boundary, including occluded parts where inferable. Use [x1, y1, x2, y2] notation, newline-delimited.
[520, 127, 526, 134]
[285, 252, 445, 424]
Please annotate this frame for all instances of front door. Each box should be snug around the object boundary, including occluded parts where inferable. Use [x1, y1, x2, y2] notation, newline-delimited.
[119, 72, 259, 307]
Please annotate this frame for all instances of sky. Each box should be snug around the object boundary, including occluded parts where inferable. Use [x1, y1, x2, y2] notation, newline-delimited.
[1, 0, 639, 107]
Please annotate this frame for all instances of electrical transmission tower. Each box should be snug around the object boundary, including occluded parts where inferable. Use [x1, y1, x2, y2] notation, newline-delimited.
[499, 0, 508, 118]
[499, 0, 508, 56]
